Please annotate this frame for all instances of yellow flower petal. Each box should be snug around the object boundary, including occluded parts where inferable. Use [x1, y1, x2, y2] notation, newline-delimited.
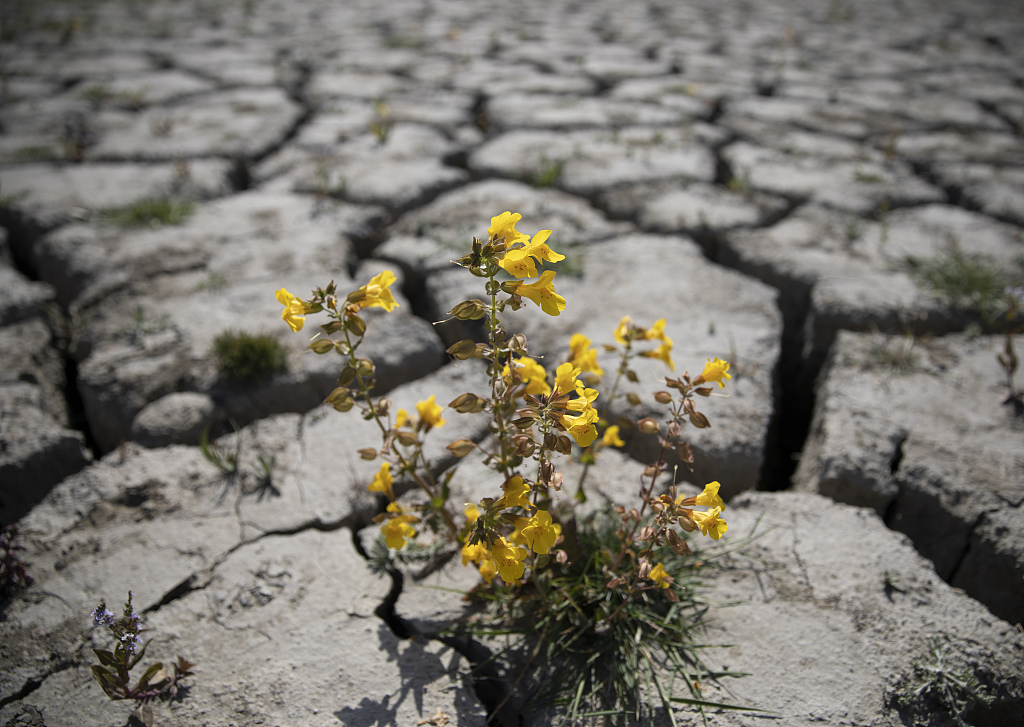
[368, 462, 394, 500]
[601, 425, 625, 448]
[514, 270, 566, 317]
[416, 395, 446, 429]
[701, 357, 731, 388]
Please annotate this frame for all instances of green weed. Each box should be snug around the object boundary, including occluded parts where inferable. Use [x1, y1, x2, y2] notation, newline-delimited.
[106, 199, 194, 228]
[212, 330, 288, 384]
[897, 637, 995, 727]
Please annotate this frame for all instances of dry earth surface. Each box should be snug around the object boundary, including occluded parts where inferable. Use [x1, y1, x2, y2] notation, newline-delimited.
[1, 0, 1023, 725]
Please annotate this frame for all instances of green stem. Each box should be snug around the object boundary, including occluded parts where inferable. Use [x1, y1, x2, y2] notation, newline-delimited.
[343, 325, 458, 536]
[486, 268, 515, 481]
[575, 341, 631, 501]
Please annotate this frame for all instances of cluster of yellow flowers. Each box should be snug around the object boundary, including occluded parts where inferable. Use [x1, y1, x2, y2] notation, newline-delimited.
[275, 211, 732, 592]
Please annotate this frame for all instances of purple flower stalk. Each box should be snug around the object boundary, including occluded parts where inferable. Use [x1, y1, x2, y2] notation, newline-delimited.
[91, 604, 115, 628]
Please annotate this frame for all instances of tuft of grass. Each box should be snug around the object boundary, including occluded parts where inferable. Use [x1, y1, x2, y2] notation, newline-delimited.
[906, 249, 1015, 322]
[200, 425, 240, 476]
[212, 330, 288, 384]
[531, 154, 564, 188]
[106, 198, 194, 228]
[447, 510, 758, 724]
[865, 331, 918, 375]
[11, 145, 59, 163]
[897, 637, 995, 727]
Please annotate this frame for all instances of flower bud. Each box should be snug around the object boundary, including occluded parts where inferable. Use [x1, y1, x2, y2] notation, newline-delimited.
[448, 299, 487, 321]
[375, 398, 391, 417]
[358, 448, 377, 460]
[512, 437, 535, 457]
[338, 366, 357, 387]
[309, 338, 335, 354]
[395, 430, 418, 447]
[446, 439, 475, 457]
[638, 560, 653, 579]
[508, 333, 528, 354]
[627, 393, 642, 406]
[449, 392, 486, 413]
[668, 421, 682, 438]
[326, 387, 354, 412]
[326, 387, 352, 407]
[356, 358, 375, 377]
[677, 511, 698, 532]
[321, 320, 344, 335]
[446, 340, 478, 360]
[637, 417, 660, 434]
[688, 411, 711, 429]
[653, 391, 673, 404]
[345, 313, 367, 336]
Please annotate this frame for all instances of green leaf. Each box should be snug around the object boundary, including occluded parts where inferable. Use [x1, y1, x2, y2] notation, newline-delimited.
[92, 649, 119, 668]
[127, 638, 152, 670]
[91, 665, 122, 700]
[138, 662, 165, 687]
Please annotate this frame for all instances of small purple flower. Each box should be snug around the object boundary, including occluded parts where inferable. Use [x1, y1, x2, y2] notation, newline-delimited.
[91, 605, 115, 628]
[119, 631, 141, 656]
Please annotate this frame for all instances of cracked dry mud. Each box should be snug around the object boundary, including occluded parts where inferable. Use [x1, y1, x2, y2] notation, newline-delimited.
[1, 0, 1023, 725]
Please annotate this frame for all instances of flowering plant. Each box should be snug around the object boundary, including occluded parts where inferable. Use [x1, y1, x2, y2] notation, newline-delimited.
[89, 593, 195, 727]
[278, 212, 744, 721]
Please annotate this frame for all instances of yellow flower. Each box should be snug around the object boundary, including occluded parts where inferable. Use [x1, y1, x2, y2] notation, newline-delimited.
[464, 503, 481, 524]
[478, 554, 497, 584]
[648, 562, 672, 589]
[694, 481, 725, 511]
[394, 409, 408, 428]
[566, 385, 599, 412]
[700, 357, 731, 389]
[351, 270, 399, 312]
[461, 540, 486, 566]
[488, 211, 530, 247]
[691, 506, 727, 540]
[276, 288, 313, 332]
[559, 405, 599, 447]
[368, 462, 394, 500]
[381, 516, 416, 550]
[553, 361, 582, 397]
[416, 395, 446, 429]
[521, 510, 560, 555]
[498, 229, 564, 279]
[491, 537, 527, 583]
[601, 425, 625, 448]
[568, 333, 604, 379]
[613, 316, 632, 345]
[508, 516, 531, 546]
[642, 341, 675, 371]
[514, 271, 566, 317]
[645, 318, 669, 342]
[504, 356, 551, 396]
[496, 475, 533, 510]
